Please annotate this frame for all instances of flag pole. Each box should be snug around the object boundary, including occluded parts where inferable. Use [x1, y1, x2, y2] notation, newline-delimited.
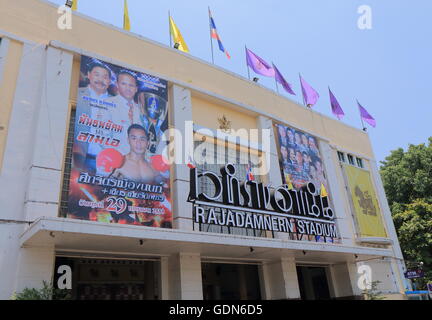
[357, 100, 367, 131]
[245, 45, 251, 80]
[272, 62, 279, 94]
[299, 73, 306, 107]
[168, 10, 172, 48]
[208, 7, 215, 64]
[274, 77, 279, 94]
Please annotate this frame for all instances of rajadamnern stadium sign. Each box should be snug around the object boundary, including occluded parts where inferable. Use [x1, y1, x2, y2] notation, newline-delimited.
[188, 164, 338, 238]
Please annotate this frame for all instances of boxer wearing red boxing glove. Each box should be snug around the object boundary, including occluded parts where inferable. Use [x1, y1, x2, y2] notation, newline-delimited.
[111, 124, 156, 183]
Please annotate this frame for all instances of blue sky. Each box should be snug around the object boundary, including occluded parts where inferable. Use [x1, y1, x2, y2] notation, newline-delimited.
[50, 0, 432, 163]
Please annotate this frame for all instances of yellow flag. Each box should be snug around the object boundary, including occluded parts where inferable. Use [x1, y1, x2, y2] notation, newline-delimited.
[320, 183, 328, 198]
[169, 16, 189, 53]
[123, 0, 131, 31]
[71, 0, 78, 11]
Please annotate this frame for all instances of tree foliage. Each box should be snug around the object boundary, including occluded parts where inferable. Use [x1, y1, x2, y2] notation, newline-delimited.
[11, 281, 70, 300]
[380, 137, 432, 288]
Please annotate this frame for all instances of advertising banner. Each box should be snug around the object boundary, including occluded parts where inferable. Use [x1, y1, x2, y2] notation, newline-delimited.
[67, 55, 172, 228]
[275, 124, 328, 192]
[344, 165, 387, 238]
[274, 124, 337, 243]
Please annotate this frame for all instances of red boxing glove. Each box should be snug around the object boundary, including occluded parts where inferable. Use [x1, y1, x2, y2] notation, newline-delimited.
[96, 148, 124, 173]
[151, 155, 170, 172]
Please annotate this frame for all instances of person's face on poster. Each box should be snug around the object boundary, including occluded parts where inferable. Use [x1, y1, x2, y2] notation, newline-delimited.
[296, 151, 303, 166]
[281, 146, 288, 161]
[289, 148, 296, 162]
[287, 130, 294, 143]
[117, 74, 138, 101]
[295, 132, 301, 145]
[278, 126, 286, 139]
[88, 66, 110, 95]
[128, 128, 148, 156]
[301, 134, 308, 146]
[315, 160, 323, 175]
[309, 137, 317, 150]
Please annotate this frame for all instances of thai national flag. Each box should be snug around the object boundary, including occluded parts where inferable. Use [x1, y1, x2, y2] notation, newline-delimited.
[246, 164, 255, 181]
[187, 155, 196, 169]
[209, 9, 230, 59]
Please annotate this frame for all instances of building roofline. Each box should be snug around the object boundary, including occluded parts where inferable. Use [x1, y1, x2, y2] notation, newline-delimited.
[39, 0, 371, 140]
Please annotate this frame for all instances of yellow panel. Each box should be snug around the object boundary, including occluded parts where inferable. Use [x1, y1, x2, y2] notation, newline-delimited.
[344, 165, 387, 238]
[192, 96, 257, 142]
[0, 39, 23, 171]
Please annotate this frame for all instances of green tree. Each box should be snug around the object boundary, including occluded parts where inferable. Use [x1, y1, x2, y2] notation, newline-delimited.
[380, 137, 432, 289]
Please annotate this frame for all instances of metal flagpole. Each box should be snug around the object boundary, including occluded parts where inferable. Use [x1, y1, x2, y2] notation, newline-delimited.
[208, 7, 215, 64]
[245, 45, 251, 80]
[299, 73, 306, 107]
[168, 10, 172, 48]
[272, 61, 279, 93]
[357, 100, 367, 131]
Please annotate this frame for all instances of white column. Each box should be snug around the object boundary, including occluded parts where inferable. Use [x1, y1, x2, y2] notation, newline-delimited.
[258, 263, 272, 300]
[159, 256, 169, 300]
[0, 43, 46, 299]
[170, 85, 194, 231]
[329, 262, 356, 298]
[14, 246, 56, 295]
[319, 141, 354, 245]
[24, 47, 73, 221]
[168, 252, 203, 300]
[264, 257, 300, 300]
[369, 160, 408, 293]
[256, 116, 286, 240]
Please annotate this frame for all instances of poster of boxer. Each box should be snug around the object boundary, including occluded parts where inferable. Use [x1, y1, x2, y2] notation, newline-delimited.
[66, 55, 172, 228]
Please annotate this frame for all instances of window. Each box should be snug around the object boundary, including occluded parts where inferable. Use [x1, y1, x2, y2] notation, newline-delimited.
[337, 151, 345, 162]
[59, 106, 76, 218]
[193, 135, 267, 238]
[347, 154, 355, 166]
[356, 157, 364, 168]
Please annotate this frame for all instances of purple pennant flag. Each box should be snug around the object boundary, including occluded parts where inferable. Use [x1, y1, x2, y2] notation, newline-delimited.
[245, 48, 275, 77]
[358, 101, 376, 127]
[272, 63, 295, 95]
[299, 74, 319, 107]
[328, 88, 345, 120]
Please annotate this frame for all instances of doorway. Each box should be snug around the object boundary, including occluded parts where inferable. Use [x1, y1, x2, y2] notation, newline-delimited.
[54, 256, 159, 300]
[296, 266, 331, 300]
[201, 263, 262, 300]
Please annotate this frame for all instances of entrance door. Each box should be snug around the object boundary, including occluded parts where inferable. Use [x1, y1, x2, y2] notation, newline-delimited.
[54, 256, 159, 300]
[296, 266, 331, 300]
[201, 263, 261, 300]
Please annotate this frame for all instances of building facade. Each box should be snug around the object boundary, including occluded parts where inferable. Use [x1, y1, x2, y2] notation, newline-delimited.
[0, 0, 409, 300]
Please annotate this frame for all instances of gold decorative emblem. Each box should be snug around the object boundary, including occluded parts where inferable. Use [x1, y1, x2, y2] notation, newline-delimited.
[218, 114, 232, 133]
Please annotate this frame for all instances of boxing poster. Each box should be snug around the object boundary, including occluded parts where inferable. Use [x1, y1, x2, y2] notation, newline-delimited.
[66, 55, 172, 228]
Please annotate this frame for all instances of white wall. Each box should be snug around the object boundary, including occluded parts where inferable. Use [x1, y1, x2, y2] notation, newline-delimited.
[0, 43, 73, 299]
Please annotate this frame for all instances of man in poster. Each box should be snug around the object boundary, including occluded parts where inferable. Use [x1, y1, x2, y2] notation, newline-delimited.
[111, 124, 157, 183]
[68, 55, 172, 228]
[107, 70, 142, 155]
[75, 60, 114, 171]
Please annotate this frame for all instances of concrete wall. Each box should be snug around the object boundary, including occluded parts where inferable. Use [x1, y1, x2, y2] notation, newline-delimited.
[0, 42, 71, 299]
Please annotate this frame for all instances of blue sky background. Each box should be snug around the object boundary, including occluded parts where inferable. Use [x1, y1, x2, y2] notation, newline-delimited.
[49, 0, 431, 164]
